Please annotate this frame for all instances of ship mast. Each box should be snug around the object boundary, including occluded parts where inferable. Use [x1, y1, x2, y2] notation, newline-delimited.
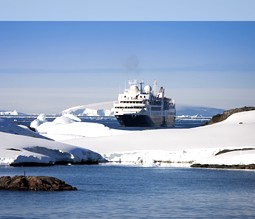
[153, 80, 157, 96]
[139, 81, 144, 94]
[161, 87, 165, 125]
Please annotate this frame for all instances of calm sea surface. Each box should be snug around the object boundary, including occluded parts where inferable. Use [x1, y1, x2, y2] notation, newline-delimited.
[1, 115, 208, 129]
[1, 165, 255, 219]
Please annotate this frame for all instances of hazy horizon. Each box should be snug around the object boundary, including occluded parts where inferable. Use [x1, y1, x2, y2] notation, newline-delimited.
[1, 22, 255, 114]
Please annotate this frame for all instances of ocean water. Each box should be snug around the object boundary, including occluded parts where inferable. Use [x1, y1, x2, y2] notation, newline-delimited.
[1, 165, 255, 219]
[1, 115, 208, 129]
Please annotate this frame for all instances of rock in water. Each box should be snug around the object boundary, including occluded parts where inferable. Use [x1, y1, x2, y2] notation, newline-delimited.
[0, 176, 77, 191]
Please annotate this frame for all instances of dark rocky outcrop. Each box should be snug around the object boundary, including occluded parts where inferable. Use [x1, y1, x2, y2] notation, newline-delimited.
[191, 163, 255, 169]
[204, 106, 255, 125]
[215, 148, 255, 156]
[10, 160, 100, 167]
[10, 162, 54, 167]
[0, 176, 77, 191]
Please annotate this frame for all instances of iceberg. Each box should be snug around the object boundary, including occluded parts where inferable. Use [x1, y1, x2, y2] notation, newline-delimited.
[0, 110, 24, 116]
[62, 104, 114, 117]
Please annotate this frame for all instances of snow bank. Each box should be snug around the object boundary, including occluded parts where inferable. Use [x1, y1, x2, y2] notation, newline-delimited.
[195, 149, 255, 166]
[0, 131, 104, 166]
[62, 113, 81, 122]
[52, 115, 78, 125]
[30, 113, 48, 131]
[0, 117, 105, 166]
[60, 110, 255, 167]
[32, 114, 126, 140]
[0, 118, 50, 140]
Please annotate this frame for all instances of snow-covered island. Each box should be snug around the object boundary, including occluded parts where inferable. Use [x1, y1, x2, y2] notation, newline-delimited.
[0, 116, 105, 166]
[59, 110, 255, 168]
[0, 107, 255, 168]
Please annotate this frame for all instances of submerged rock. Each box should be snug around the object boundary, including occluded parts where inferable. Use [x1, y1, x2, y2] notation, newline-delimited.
[0, 176, 77, 191]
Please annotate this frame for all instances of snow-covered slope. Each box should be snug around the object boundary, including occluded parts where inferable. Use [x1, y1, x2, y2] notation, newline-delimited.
[59, 110, 255, 166]
[31, 114, 126, 140]
[0, 108, 255, 166]
[0, 115, 105, 166]
[0, 118, 50, 140]
[0, 131, 104, 166]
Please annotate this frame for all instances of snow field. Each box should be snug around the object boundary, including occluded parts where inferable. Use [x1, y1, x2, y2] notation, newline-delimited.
[0, 110, 254, 167]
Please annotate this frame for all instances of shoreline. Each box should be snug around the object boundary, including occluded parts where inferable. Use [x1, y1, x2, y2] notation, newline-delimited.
[191, 163, 255, 170]
[3, 161, 255, 170]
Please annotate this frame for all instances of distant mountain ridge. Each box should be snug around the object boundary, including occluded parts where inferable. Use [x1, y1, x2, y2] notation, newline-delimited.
[0, 104, 226, 118]
[176, 105, 224, 118]
[62, 104, 224, 118]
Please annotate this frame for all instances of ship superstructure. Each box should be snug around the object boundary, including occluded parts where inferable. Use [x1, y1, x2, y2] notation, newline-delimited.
[113, 80, 176, 127]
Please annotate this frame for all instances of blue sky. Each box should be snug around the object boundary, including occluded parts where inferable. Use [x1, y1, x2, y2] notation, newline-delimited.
[0, 0, 255, 21]
[1, 22, 255, 113]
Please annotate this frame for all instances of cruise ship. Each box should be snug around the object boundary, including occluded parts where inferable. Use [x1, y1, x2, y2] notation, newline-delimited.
[113, 80, 176, 127]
